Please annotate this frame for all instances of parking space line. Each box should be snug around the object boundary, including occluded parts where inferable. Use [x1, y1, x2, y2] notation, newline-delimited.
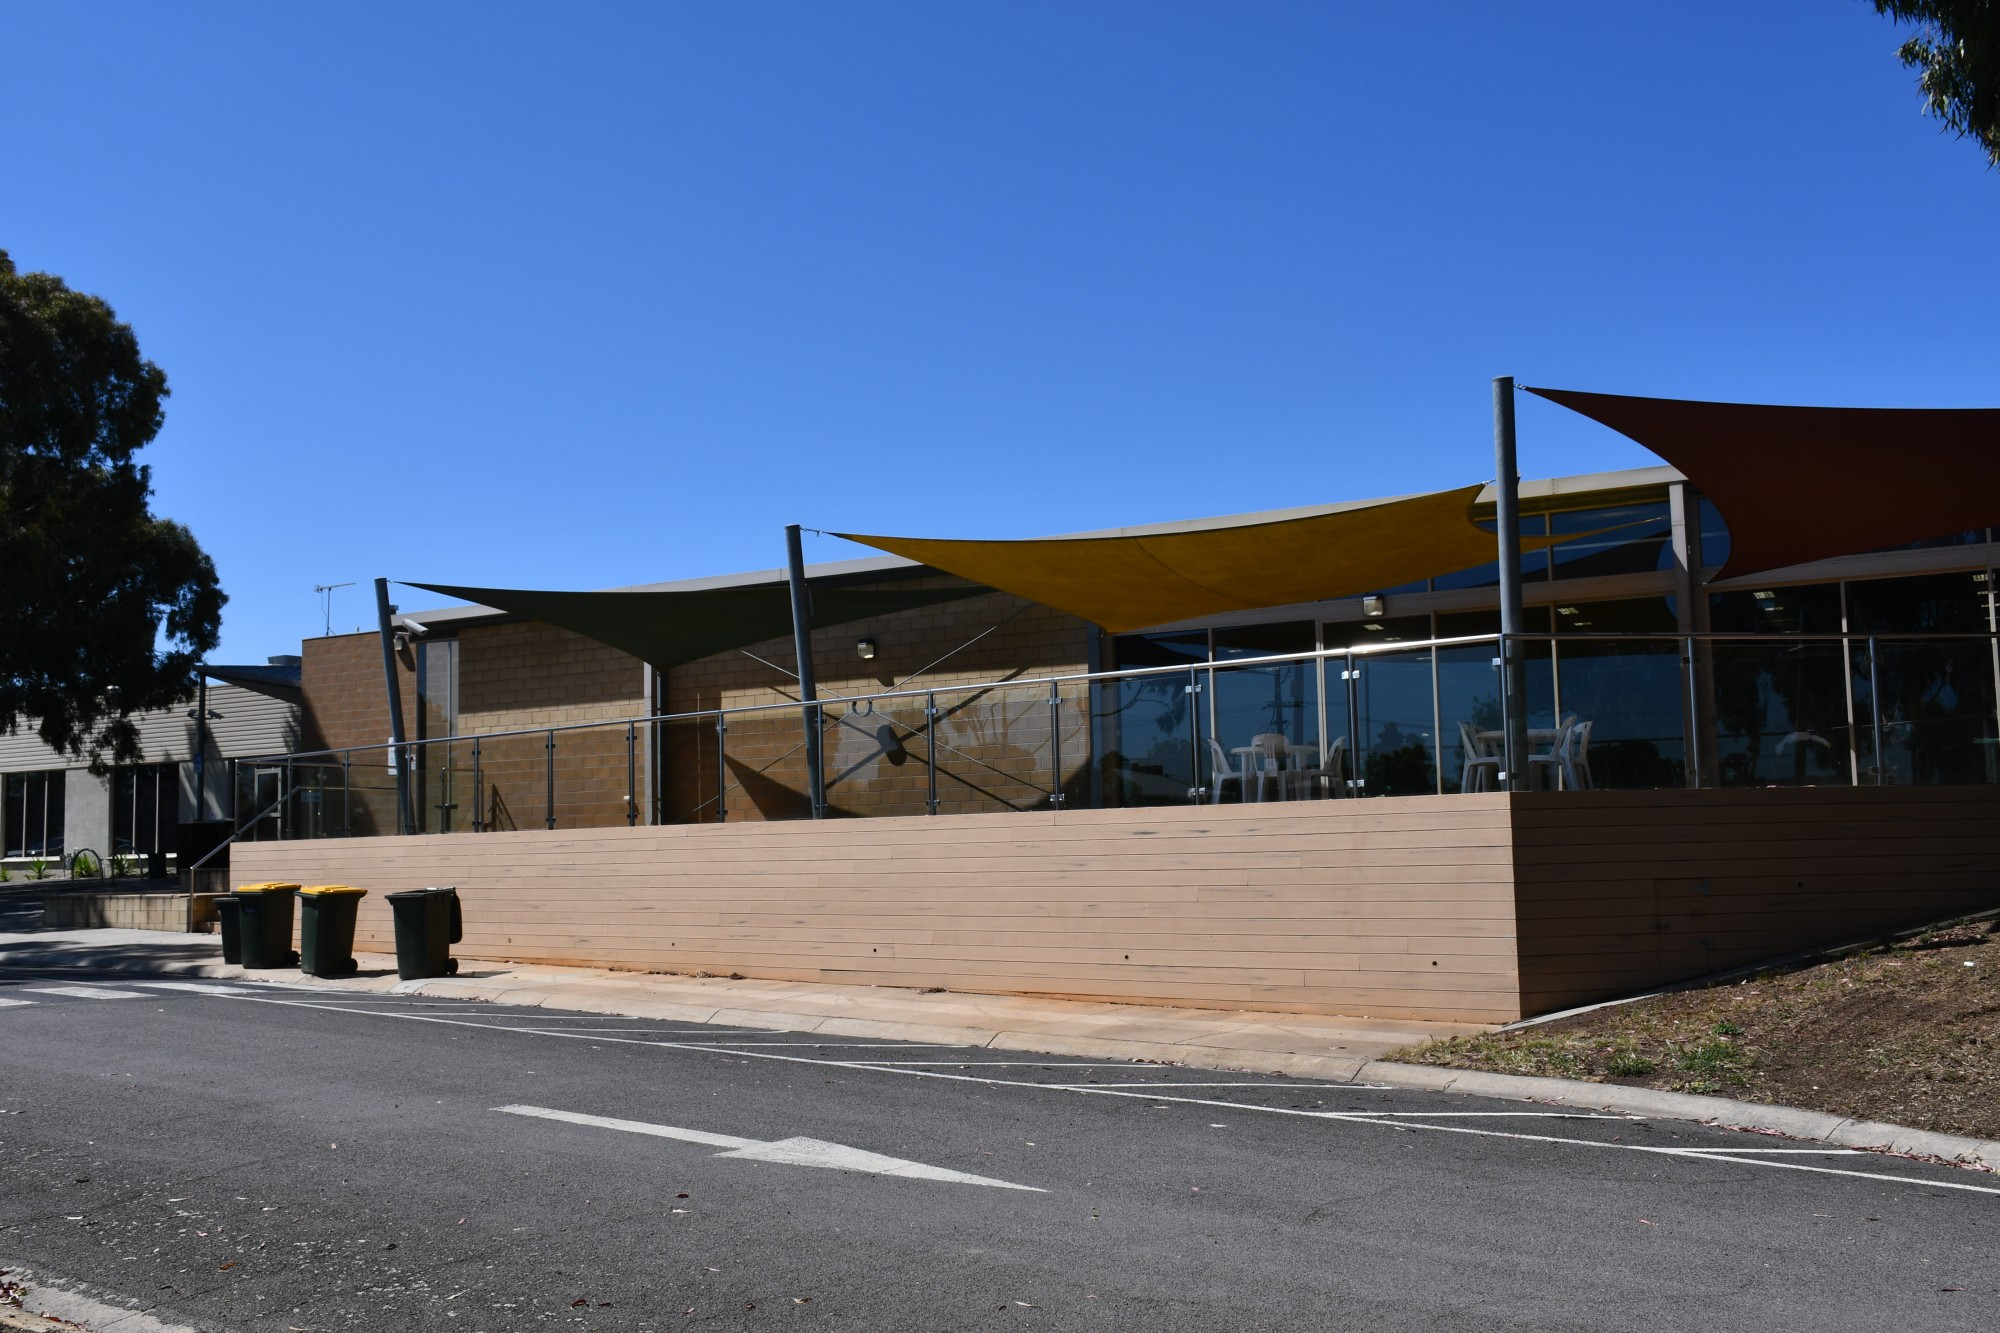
[23, 986, 151, 1000]
[0, 998, 37, 1008]
[229, 995, 2000, 1197]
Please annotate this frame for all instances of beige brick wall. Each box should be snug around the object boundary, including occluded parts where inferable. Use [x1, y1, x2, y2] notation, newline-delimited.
[664, 580, 1094, 823]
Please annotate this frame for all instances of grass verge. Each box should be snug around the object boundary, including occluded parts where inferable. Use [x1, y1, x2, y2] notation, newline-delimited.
[1390, 917, 2000, 1142]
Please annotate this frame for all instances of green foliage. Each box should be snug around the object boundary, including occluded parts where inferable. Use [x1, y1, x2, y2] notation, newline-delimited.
[110, 853, 136, 878]
[0, 865, 11, 882]
[0, 251, 225, 769]
[1605, 1050, 1658, 1077]
[1711, 1019, 1745, 1036]
[1871, 1, 2000, 166]
[27, 858, 50, 881]
[69, 850, 101, 879]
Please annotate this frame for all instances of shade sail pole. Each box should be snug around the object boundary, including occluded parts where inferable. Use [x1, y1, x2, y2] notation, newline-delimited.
[374, 577, 414, 834]
[1493, 377, 1530, 793]
[784, 525, 827, 819]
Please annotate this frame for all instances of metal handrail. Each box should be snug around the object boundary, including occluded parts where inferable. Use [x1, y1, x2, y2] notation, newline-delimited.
[237, 626, 2000, 766]
[186, 793, 288, 872]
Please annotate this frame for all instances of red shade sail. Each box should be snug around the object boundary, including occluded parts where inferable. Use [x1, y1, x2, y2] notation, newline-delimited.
[1525, 387, 2000, 579]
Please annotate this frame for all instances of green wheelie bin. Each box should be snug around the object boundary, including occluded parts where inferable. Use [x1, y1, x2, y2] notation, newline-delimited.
[234, 883, 301, 969]
[386, 886, 462, 980]
[298, 885, 368, 977]
[216, 896, 243, 966]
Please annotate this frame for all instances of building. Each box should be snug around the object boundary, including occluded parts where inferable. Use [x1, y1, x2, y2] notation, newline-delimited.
[0, 664, 300, 877]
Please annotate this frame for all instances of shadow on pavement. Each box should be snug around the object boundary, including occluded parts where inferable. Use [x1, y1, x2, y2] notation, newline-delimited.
[0, 936, 224, 973]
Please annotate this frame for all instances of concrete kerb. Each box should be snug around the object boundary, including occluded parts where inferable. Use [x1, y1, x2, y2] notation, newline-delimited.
[5, 933, 1996, 1174]
[285, 963, 2000, 1172]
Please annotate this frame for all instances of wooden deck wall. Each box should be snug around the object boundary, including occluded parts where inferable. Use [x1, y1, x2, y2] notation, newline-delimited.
[230, 787, 2000, 1024]
[1512, 787, 2000, 1016]
[231, 796, 1522, 1022]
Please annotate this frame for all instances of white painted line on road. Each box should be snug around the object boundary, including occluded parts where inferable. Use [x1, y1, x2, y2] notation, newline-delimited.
[22, 986, 151, 1000]
[233, 996, 2000, 1198]
[1670, 1147, 1863, 1155]
[493, 1104, 1044, 1191]
[838, 1061, 1147, 1068]
[1328, 1104, 1640, 1112]
[0, 998, 37, 1008]
[1049, 1082, 1364, 1090]
[129, 981, 255, 996]
[663, 1042, 968, 1049]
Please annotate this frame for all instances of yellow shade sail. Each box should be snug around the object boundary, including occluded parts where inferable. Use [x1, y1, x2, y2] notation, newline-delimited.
[837, 485, 1552, 633]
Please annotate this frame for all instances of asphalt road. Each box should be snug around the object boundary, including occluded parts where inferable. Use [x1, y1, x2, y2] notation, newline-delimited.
[0, 967, 1994, 1332]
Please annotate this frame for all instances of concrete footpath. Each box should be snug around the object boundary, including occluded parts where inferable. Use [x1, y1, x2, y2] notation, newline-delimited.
[4, 924, 1996, 1174]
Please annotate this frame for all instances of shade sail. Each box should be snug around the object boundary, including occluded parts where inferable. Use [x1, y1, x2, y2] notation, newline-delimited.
[835, 485, 1564, 633]
[403, 580, 978, 670]
[1525, 387, 2000, 579]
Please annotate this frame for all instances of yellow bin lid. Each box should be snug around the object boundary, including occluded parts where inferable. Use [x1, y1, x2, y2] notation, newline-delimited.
[300, 884, 367, 897]
[235, 882, 302, 894]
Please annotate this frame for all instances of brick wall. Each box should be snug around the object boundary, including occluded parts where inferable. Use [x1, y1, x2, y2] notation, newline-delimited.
[663, 580, 1094, 823]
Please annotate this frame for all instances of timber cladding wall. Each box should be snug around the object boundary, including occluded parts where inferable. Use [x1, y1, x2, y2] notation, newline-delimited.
[1512, 786, 2000, 1016]
[232, 795, 1521, 1022]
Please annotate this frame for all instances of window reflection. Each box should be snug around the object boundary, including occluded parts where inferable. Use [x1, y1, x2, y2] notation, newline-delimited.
[1847, 572, 1998, 786]
[1552, 598, 1686, 788]
[1099, 632, 1206, 806]
[1433, 516, 1549, 592]
[1548, 502, 1673, 581]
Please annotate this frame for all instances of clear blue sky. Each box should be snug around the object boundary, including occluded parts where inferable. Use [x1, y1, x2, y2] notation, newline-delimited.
[4, 1, 1993, 663]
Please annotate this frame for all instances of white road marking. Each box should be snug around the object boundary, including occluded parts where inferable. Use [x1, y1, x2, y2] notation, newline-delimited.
[1049, 1082, 1364, 1090]
[493, 1104, 1043, 1191]
[0, 998, 38, 1008]
[665, 1041, 967, 1049]
[23, 986, 151, 1000]
[837, 1061, 1149, 1068]
[129, 981, 254, 995]
[1671, 1147, 1863, 1155]
[494, 1104, 755, 1148]
[1328, 1104, 1640, 1112]
[235, 997, 2000, 1197]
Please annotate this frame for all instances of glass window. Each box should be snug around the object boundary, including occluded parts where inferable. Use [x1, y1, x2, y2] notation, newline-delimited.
[3, 771, 66, 859]
[1552, 598, 1686, 789]
[113, 764, 177, 856]
[1548, 501, 1673, 581]
[1432, 516, 1549, 592]
[1846, 572, 1998, 786]
[1099, 633, 1207, 807]
[1697, 498, 1731, 572]
[1709, 583, 1842, 635]
[1434, 610, 1555, 793]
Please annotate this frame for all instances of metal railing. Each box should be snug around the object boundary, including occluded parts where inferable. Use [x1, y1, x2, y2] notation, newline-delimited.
[231, 628, 2000, 837]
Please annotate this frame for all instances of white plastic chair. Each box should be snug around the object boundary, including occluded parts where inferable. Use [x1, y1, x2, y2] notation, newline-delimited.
[1458, 721, 1501, 793]
[1204, 738, 1246, 804]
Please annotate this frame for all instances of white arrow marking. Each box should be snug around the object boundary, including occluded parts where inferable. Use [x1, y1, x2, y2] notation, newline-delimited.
[494, 1104, 1043, 1192]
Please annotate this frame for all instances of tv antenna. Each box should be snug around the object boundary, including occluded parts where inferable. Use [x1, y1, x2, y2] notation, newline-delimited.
[314, 582, 355, 637]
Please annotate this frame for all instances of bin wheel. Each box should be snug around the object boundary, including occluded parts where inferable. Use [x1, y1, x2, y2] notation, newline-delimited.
[446, 958, 459, 976]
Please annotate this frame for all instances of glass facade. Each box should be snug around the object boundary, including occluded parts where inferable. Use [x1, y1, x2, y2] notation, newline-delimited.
[112, 763, 177, 856]
[4, 771, 65, 859]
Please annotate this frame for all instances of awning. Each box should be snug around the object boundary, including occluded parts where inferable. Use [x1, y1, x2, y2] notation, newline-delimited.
[1525, 387, 2000, 579]
[403, 580, 978, 670]
[835, 485, 1565, 634]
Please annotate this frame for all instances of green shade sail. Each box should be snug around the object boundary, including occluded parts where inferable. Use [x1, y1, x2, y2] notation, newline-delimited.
[403, 580, 980, 670]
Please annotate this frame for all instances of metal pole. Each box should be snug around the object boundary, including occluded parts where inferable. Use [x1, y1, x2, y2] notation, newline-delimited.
[1868, 637, 1885, 785]
[785, 524, 827, 819]
[715, 715, 729, 823]
[373, 578, 414, 834]
[1048, 682, 1063, 807]
[470, 738, 483, 832]
[626, 723, 637, 827]
[341, 751, 352, 835]
[1493, 377, 1530, 791]
[545, 729, 556, 828]
[925, 690, 940, 814]
[1683, 635, 1703, 789]
[193, 675, 210, 821]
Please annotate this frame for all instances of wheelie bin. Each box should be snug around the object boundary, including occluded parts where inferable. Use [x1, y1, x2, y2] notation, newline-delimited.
[298, 885, 368, 977]
[234, 882, 301, 969]
[385, 886, 462, 980]
[216, 896, 243, 965]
